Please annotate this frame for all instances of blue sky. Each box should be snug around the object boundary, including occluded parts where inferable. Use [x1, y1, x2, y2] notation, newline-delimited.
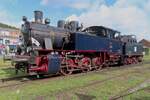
[0, 0, 116, 25]
[0, 0, 150, 40]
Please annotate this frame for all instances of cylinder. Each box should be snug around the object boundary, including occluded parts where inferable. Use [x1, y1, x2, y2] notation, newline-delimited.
[57, 20, 65, 28]
[34, 11, 43, 23]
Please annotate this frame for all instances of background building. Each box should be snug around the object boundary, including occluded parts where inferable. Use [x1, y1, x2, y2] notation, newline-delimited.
[139, 39, 150, 56]
[0, 27, 20, 55]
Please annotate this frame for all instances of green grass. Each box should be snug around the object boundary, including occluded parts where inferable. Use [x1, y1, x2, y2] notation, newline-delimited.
[0, 64, 149, 100]
[0, 59, 25, 78]
[0, 68, 16, 78]
[0, 59, 11, 68]
[144, 55, 150, 62]
[124, 86, 150, 100]
[75, 73, 150, 100]
[0, 58, 149, 100]
[0, 59, 15, 78]
[0, 73, 110, 100]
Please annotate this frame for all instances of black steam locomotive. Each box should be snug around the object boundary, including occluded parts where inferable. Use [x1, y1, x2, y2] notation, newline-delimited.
[13, 11, 143, 76]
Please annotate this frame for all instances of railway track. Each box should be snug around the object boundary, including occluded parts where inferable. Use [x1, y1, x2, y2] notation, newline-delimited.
[53, 66, 150, 97]
[0, 75, 30, 83]
[109, 80, 150, 100]
[0, 61, 149, 89]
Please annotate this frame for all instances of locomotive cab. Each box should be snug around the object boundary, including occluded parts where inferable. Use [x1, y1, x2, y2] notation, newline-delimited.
[82, 26, 121, 40]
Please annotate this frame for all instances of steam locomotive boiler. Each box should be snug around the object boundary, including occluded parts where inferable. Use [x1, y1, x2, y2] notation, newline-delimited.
[14, 11, 143, 76]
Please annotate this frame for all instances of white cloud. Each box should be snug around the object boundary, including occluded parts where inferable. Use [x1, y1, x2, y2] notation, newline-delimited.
[69, 0, 105, 10]
[66, 14, 79, 22]
[66, 0, 150, 40]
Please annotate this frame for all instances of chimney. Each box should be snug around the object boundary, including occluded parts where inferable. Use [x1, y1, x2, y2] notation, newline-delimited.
[34, 11, 43, 23]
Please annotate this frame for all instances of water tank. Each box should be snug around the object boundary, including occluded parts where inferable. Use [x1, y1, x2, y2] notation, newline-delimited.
[34, 11, 43, 23]
[57, 20, 65, 28]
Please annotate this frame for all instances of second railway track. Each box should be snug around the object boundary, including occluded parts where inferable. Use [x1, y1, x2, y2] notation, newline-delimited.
[0, 61, 149, 89]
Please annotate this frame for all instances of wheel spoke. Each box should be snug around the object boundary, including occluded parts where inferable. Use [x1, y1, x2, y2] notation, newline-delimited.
[60, 67, 73, 76]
